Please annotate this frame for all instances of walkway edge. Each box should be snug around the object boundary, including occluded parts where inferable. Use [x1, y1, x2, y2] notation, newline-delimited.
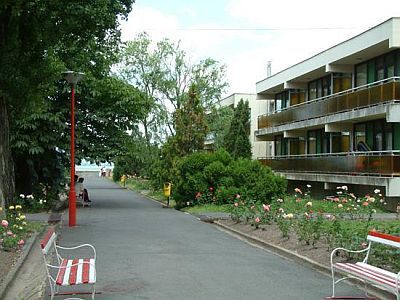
[213, 220, 393, 300]
[0, 232, 38, 299]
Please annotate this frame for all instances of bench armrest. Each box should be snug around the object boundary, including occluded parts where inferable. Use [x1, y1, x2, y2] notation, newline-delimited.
[330, 246, 370, 266]
[56, 244, 96, 259]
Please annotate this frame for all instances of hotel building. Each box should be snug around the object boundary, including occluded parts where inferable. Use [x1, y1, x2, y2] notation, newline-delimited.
[255, 18, 400, 204]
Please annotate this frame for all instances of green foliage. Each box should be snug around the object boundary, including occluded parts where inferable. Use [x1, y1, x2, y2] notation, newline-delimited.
[0, 205, 43, 251]
[0, 1, 135, 212]
[173, 149, 286, 209]
[172, 84, 209, 156]
[112, 136, 158, 182]
[228, 159, 287, 202]
[224, 99, 252, 159]
[207, 106, 234, 150]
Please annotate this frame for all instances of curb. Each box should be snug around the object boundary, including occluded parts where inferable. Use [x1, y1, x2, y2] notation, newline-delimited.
[0, 232, 39, 299]
[213, 220, 393, 300]
[214, 220, 331, 275]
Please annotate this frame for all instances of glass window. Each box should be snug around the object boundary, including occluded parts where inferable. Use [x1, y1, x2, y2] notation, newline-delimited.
[385, 123, 393, 150]
[333, 73, 352, 93]
[386, 53, 395, 78]
[393, 123, 400, 150]
[356, 63, 367, 86]
[308, 82, 317, 100]
[355, 124, 366, 150]
[275, 94, 282, 112]
[367, 60, 375, 83]
[376, 57, 385, 81]
[307, 130, 322, 154]
[308, 134, 316, 154]
[275, 135, 283, 156]
[396, 51, 400, 76]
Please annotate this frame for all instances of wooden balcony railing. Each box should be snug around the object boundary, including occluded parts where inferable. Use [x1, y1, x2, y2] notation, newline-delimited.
[258, 77, 400, 130]
[258, 151, 400, 176]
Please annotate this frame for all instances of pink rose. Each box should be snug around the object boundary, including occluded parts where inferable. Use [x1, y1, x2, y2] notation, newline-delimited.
[262, 204, 270, 212]
[1, 220, 8, 227]
[236, 194, 241, 199]
[255, 217, 260, 223]
[234, 202, 239, 207]
[7, 230, 13, 236]
[18, 239, 25, 246]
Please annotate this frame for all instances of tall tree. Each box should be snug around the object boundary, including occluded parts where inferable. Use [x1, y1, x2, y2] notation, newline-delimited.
[119, 33, 228, 144]
[172, 84, 208, 156]
[119, 32, 171, 148]
[0, 1, 135, 213]
[224, 99, 252, 159]
[207, 105, 234, 150]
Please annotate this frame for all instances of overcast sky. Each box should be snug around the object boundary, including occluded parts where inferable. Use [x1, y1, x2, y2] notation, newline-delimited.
[121, 0, 400, 98]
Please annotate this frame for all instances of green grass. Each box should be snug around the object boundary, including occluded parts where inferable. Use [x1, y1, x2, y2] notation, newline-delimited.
[182, 204, 230, 214]
[120, 178, 174, 206]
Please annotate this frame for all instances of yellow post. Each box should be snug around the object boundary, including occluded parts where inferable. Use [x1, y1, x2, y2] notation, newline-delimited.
[163, 183, 171, 206]
[121, 174, 127, 188]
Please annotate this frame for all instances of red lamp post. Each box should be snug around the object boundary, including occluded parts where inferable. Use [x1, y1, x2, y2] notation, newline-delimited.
[63, 71, 84, 227]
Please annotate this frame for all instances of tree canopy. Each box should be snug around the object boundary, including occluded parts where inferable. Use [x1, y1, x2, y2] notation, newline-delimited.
[0, 1, 136, 213]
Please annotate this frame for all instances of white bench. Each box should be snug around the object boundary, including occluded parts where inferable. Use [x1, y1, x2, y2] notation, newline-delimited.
[40, 228, 96, 299]
[329, 230, 400, 300]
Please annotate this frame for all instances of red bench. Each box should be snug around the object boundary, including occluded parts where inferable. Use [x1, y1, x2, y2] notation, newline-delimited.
[40, 228, 96, 299]
[329, 231, 400, 300]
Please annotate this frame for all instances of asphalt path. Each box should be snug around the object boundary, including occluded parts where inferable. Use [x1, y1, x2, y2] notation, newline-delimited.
[54, 174, 363, 300]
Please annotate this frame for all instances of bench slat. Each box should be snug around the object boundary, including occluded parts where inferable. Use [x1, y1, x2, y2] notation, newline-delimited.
[335, 263, 398, 290]
[56, 258, 96, 286]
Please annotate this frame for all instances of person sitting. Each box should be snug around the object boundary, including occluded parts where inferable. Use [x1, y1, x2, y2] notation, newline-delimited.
[78, 177, 91, 203]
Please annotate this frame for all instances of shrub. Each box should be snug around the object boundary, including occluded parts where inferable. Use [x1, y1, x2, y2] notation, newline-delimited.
[173, 149, 287, 209]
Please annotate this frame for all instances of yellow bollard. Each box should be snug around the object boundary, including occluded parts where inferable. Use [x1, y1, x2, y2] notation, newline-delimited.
[163, 183, 171, 206]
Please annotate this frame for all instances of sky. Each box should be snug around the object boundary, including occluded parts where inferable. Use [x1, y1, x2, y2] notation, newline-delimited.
[120, 0, 400, 98]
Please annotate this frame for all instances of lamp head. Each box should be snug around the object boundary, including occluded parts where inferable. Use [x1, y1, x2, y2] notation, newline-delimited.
[62, 71, 85, 85]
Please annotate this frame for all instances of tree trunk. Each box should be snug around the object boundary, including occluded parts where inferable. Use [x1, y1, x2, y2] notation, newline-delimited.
[0, 96, 15, 216]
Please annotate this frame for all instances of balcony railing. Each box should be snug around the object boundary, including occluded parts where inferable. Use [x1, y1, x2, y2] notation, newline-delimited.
[258, 151, 400, 176]
[258, 77, 400, 130]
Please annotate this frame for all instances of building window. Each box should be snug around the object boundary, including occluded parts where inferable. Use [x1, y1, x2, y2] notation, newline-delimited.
[307, 129, 322, 154]
[308, 75, 331, 101]
[355, 49, 400, 87]
[275, 91, 290, 111]
[333, 73, 352, 93]
[356, 63, 367, 86]
[275, 135, 285, 156]
[354, 119, 395, 151]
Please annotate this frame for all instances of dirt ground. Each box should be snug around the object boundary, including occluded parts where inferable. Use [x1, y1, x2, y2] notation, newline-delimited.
[0, 250, 22, 286]
[218, 219, 334, 268]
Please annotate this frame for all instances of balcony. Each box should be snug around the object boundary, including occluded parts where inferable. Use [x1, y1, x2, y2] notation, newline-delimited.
[259, 151, 400, 176]
[258, 78, 400, 130]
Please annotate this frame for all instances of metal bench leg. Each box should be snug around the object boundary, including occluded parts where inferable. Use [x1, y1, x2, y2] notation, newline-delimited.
[331, 267, 336, 297]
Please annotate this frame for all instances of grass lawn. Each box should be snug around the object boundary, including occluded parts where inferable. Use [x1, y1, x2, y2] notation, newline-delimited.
[182, 204, 230, 214]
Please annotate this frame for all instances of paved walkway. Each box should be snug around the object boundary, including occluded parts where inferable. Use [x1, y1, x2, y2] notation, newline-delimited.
[45, 175, 365, 299]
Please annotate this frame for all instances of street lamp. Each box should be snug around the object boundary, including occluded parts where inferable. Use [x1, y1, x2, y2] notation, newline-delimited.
[63, 71, 85, 227]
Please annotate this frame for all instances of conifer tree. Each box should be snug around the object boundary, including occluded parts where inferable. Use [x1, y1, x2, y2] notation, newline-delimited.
[224, 99, 252, 159]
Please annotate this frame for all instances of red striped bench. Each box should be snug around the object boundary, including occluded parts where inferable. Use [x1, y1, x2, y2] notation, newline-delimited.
[40, 228, 96, 299]
[329, 231, 400, 300]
